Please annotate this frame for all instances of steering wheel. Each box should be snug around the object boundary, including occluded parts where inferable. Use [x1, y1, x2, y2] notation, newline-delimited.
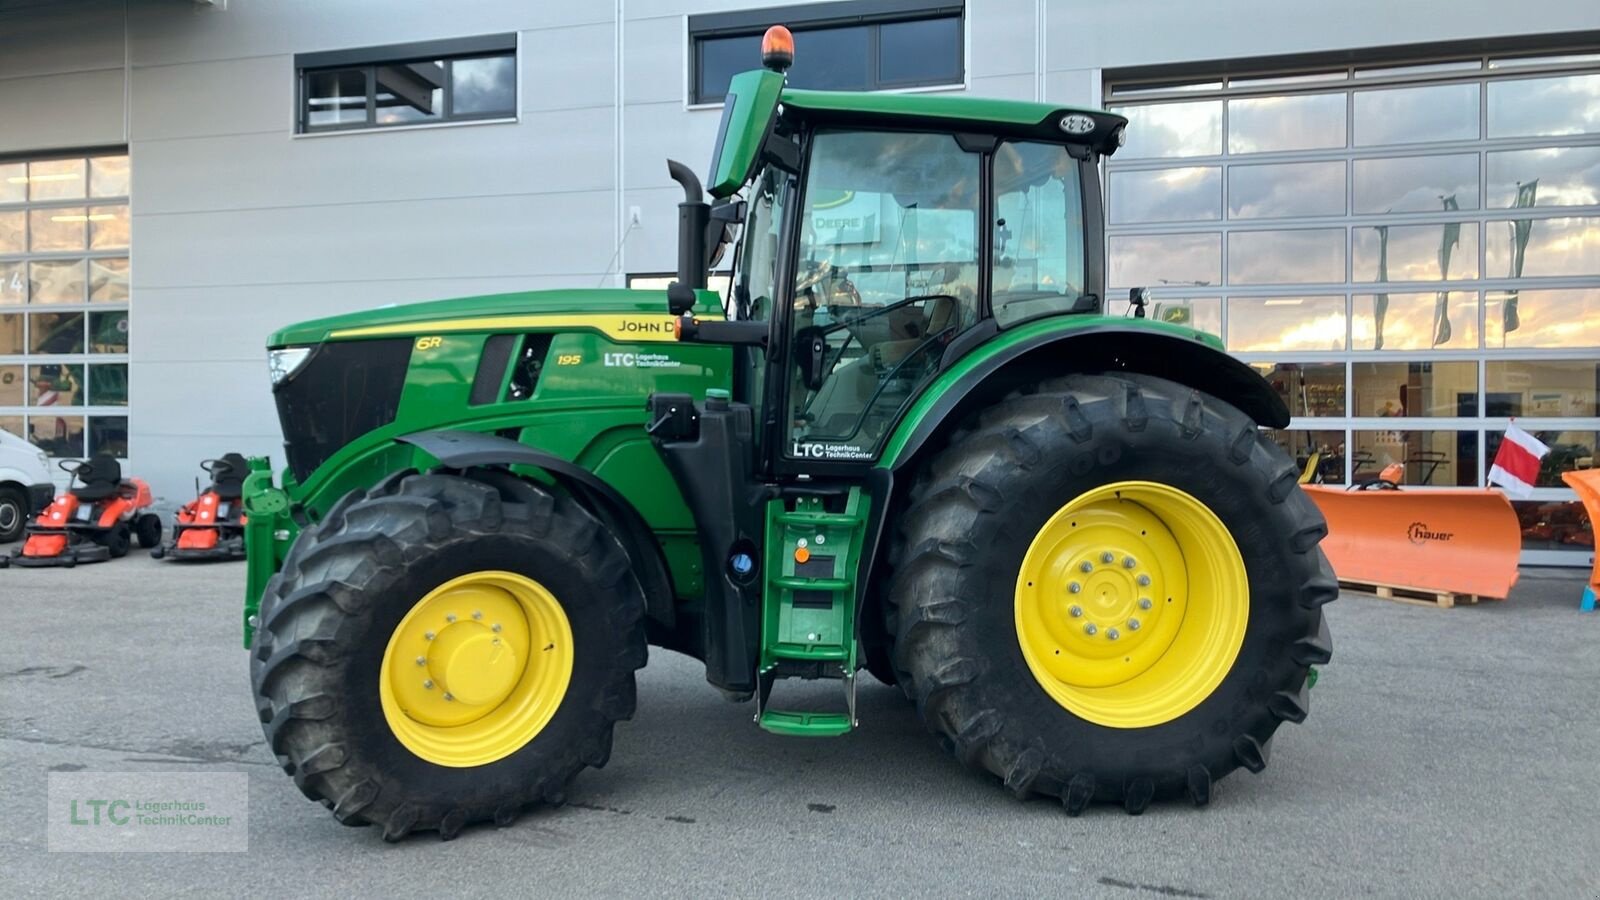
[794, 294, 960, 391]
[58, 459, 87, 476]
[1347, 480, 1401, 491]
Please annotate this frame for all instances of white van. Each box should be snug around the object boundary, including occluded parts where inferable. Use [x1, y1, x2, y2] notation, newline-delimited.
[0, 430, 55, 543]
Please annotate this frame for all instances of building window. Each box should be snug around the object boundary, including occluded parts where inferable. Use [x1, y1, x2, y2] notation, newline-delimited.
[296, 34, 517, 133]
[1105, 49, 1600, 562]
[0, 152, 131, 460]
[689, 1, 964, 105]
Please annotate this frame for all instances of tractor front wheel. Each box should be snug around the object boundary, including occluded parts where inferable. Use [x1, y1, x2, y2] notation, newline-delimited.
[888, 373, 1335, 814]
[134, 513, 162, 549]
[250, 470, 647, 840]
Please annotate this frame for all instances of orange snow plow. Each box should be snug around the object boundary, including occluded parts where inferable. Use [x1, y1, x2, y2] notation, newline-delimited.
[1560, 469, 1600, 611]
[1304, 485, 1522, 600]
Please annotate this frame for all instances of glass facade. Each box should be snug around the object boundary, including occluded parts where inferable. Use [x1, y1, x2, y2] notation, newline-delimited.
[0, 152, 130, 460]
[1107, 55, 1600, 562]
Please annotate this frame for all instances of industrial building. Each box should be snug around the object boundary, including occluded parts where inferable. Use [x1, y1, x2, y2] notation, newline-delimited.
[0, 0, 1594, 563]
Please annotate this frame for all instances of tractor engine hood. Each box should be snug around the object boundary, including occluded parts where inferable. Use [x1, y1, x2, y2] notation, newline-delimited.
[266, 287, 715, 348]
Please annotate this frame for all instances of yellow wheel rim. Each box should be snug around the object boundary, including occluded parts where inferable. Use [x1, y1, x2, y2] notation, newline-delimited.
[1014, 481, 1248, 729]
[379, 571, 574, 767]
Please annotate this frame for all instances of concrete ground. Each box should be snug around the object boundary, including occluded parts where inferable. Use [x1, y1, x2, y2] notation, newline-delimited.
[0, 553, 1595, 898]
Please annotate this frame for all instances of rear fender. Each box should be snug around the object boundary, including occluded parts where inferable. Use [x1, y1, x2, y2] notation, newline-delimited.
[96, 497, 133, 528]
[398, 430, 677, 633]
[879, 320, 1288, 475]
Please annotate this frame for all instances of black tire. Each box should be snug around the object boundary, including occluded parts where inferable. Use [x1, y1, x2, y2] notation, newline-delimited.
[250, 469, 648, 840]
[887, 372, 1335, 815]
[135, 513, 163, 549]
[0, 485, 27, 544]
[103, 523, 131, 558]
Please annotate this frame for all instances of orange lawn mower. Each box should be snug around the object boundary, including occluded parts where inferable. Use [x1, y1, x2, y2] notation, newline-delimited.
[0, 455, 162, 568]
[151, 453, 249, 562]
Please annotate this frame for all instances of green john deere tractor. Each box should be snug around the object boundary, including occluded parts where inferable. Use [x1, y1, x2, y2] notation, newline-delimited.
[245, 28, 1334, 839]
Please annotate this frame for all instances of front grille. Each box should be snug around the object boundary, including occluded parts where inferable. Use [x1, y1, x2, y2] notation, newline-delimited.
[274, 338, 412, 481]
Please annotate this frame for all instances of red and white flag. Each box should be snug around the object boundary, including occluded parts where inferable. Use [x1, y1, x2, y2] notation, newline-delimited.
[1488, 422, 1550, 499]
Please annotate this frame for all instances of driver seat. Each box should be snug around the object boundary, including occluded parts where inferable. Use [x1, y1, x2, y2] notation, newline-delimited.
[210, 452, 249, 500]
[69, 455, 124, 502]
[870, 296, 961, 369]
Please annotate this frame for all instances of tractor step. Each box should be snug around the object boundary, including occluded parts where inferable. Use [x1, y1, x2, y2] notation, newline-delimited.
[755, 487, 871, 736]
[757, 707, 855, 737]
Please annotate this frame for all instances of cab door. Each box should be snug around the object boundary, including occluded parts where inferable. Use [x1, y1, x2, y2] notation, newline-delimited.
[779, 130, 986, 468]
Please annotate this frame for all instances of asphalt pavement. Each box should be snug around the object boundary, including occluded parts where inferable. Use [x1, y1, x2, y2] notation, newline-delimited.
[1, 552, 1596, 898]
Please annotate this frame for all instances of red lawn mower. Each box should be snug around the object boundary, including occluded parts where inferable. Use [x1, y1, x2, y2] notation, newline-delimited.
[0, 456, 161, 568]
[151, 453, 248, 562]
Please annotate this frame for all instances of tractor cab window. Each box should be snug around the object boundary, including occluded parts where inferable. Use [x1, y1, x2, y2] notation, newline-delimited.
[992, 141, 1087, 327]
[738, 167, 786, 324]
[786, 130, 980, 462]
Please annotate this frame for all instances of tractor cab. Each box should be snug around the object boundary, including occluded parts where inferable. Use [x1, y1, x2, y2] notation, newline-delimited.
[666, 26, 1126, 475]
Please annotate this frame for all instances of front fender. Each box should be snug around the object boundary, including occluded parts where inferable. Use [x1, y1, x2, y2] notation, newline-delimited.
[398, 430, 677, 632]
[878, 316, 1287, 473]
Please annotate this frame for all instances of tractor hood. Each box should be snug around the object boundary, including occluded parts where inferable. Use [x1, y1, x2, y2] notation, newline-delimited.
[268, 288, 722, 347]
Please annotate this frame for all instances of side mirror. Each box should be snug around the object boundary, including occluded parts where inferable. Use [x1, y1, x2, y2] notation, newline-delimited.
[705, 199, 745, 270]
[794, 326, 829, 391]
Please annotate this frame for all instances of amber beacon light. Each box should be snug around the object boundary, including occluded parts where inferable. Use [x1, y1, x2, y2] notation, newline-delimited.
[761, 25, 795, 72]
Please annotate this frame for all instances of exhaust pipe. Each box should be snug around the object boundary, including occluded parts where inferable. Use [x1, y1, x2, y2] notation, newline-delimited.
[666, 160, 709, 314]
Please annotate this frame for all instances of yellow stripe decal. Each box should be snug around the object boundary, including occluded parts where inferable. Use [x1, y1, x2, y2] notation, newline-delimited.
[330, 313, 718, 343]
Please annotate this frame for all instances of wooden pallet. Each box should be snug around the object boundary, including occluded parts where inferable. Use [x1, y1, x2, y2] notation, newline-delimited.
[1338, 579, 1488, 609]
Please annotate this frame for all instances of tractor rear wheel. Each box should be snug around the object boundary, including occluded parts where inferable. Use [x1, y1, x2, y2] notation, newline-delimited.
[102, 523, 131, 558]
[888, 373, 1335, 814]
[250, 470, 647, 840]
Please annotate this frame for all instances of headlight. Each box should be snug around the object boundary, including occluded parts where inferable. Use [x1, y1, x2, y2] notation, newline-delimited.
[267, 347, 313, 386]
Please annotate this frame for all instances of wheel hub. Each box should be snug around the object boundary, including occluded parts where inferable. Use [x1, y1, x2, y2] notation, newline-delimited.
[1024, 500, 1184, 687]
[1014, 481, 1249, 728]
[379, 572, 573, 766]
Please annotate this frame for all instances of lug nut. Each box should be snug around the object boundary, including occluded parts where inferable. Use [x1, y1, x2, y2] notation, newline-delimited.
[1128, 618, 1141, 631]
[415, 656, 426, 666]
[1080, 561, 1094, 573]
[492, 623, 502, 632]
[443, 693, 455, 702]
[424, 631, 436, 641]
[1123, 556, 1137, 569]
[1101, 551, 1115, 564]
[445, 614, 457, 623]
[1139, 598, 1153, 610]
[1137, 574, 1151, 587]
[422, 679, 434, 690]
[1107, 628, 1121, 640]
[472, 611, 483, 620]
[1068, 582, 1082, 594]
[1083, 623, 1098, 635]
[1068, 605, 1083, 618]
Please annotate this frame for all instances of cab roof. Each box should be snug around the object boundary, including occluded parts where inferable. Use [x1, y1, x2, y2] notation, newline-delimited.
[779, 88, 1128, 155]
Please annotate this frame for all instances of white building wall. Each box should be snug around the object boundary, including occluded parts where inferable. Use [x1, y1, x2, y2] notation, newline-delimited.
[0, 0, 1591, 501]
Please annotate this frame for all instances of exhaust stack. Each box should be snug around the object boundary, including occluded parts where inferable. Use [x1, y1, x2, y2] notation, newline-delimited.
[666, 159, 709, 315]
